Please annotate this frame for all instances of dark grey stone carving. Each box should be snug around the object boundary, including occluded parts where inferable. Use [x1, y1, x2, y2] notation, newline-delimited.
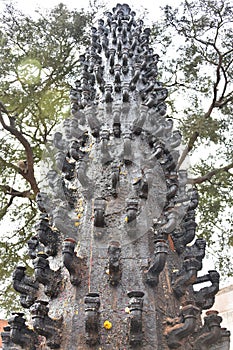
[35, 215, 59, 256]
[165, 304, 200, 348]
[1, 326, 13, 350]
[30, 300, 63, 349]
[84, 293, 100, 346]
[194, 310, 222, 350]
[108, 241, 122, 285]
[184, 238, 206, 269]
[5, 3, 230, 350]
[194, 270, 220, 309]
[94, 198, 106, 227]
[172, 257, 201, 298]
[12, 266, 39, 308]
[127, 291, 144, 346]
[27, 235, 40, 259]
[125, 197, 138, 224]
[33, 253, 62, 298]
[8, 313, 38, 350]
[145, 239, 168, 286]
[172, 208, 198, 254]
[62, 238, 83, 286]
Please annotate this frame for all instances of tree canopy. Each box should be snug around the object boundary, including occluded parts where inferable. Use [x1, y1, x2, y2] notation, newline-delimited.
[0, 2, 92, 312]
[151, 0, 233, 276]
[0, 0, 232, 314]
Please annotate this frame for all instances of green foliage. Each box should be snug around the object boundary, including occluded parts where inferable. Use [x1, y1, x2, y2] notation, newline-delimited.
[0, 3, 92, 314]
[154, 0, 233, 276]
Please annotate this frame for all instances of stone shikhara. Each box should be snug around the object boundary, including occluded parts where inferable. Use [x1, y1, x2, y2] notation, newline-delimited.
[2, 3, 230, 350]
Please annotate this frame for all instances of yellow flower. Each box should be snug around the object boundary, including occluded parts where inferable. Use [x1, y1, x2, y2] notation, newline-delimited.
[27, 325, 34, 330]
[103, 320, 112, 330]
[125, 307, 131, 314]
[125, 216, 128, 223]
[74, 222, 80, 227]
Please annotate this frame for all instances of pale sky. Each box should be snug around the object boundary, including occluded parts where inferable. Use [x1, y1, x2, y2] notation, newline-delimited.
[0, 0, 182, 20]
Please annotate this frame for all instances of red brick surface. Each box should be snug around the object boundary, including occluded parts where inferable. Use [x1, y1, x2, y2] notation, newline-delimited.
[0, 320, 8, 348]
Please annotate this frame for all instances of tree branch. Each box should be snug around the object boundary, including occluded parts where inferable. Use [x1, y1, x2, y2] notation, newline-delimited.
[178, 46, 226, 168]
[0, 184, 32, 198]
[177, 131, 199, 170]
[0, 197, 14, 220]
[187, 162, 233, 185]
[204, 51, 222, 118]
[0, 102, 39, 194]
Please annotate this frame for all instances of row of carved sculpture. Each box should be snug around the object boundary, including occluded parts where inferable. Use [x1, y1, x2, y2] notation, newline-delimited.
[2, 292, 230, 349]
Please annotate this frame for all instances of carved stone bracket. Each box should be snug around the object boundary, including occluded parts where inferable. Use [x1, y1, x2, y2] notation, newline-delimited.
[127, 291, 144, 346]
[108, 241, 122, 285]
[172, 257, 201, 298]
[166, 171, 179, 202]
[111, 163, 120, 197]
[27, 235, 41, 259]
[172, 210, 198, 254]
[62, 238, 83, 286]
[94, 198, 106, 227]
[12, 266, 39, 309]
[193, 270, 220, 309]
[33, 252, 62, 298]
[193, 310, 222, 350]
[84, 293, 100, 346]
[183, 238, 206, 268]
[30, 300, 63, 349]
[125, 197, 138, 225]
[145, 239, 168, 286]
[8, 312, 38, 350]
[164, 304, 200, 349]
[1, 326, 12, 350]
[35, 215, 59, 256]
[123, 132, 133, 164]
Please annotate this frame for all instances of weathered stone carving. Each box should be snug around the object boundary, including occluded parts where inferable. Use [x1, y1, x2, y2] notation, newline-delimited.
[62, 238, 83, 286]
[1, 326, 15, 350]
[172, 257, 201, 298]
[145, 238, 168, 286]
[194, 310, 222, 350]
[94, 198, 106, 227]
[127, 291, 144, 346]
[8, 313, 38, 350]
[84, 293, 100, 346]
[27, 235, 41, 259]
[125, 197, 138, 225]
[172, 209, 198, 254]
[33, 253, 62, 298]
[108, 241, 122, 285]
[164, 304, 200, 349]
[183, 238, 206, 269]
[4, 3, 230, 350]
[194, 270, 220, 309]
[12, 266, 39, 309]
[30, 300, 63, 349]
[35, 215, 59, 256]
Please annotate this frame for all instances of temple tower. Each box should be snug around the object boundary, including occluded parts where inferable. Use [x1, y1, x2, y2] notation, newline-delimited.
[1, 3, 230, 350]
